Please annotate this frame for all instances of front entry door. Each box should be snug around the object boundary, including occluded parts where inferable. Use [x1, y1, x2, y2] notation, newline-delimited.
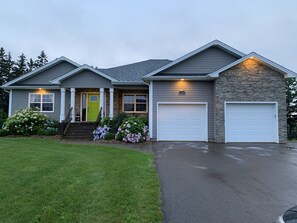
[87, 93, 100, 121]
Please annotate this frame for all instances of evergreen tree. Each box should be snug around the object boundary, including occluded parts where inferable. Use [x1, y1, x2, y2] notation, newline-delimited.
[12, 53, 27, 79]
[27, 58, 36, 72]
[35, 50, 48, 67]
[0, 48, 14, 113]
[286, 78, 297, 138]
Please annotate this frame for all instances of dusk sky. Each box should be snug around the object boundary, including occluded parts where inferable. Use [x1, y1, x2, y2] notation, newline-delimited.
[1, 0, 297, 71]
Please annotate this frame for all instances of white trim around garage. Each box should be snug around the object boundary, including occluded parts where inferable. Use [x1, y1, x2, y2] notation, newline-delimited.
[156, 102, 208, 142]
[224, 101, 279, 143]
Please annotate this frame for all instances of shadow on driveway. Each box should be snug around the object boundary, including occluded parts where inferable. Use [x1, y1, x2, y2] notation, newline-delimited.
[153, 142, 297, 223]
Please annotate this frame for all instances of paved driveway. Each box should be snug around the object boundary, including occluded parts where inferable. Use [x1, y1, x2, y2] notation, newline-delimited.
[153, 142, 297, 223]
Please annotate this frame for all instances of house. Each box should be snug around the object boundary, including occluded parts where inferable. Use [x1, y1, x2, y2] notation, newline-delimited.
[2, 40, 296, 143]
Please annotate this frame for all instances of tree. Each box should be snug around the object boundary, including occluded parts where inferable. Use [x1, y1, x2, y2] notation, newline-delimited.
[35, 50, 48, 68]
[0, 48, 14, 113]
[12, 53, 27, 79]
[27, 58, 36, 72]
[286, 78, 297, 139]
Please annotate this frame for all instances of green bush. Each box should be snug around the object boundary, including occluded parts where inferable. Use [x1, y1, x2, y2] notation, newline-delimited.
[0, 109, 7, 128]
[37, 128, 58, 136]
[3, 108, 57, 135]
[104, 132, 116, 140]
[110, 113, 128, 133]
[100, 117, 113, 127]
[0, 129, 9, 137]
[115, 116, 149, 143]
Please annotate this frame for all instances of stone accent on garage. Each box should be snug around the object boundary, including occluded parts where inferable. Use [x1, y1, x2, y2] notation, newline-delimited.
[214, 59, 287, 143]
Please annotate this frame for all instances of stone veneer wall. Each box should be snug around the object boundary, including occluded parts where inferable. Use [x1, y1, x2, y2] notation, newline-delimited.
[214, 59, 287, 143]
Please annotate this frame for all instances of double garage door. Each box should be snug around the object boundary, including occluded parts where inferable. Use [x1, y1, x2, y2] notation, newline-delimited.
[157, 102, 278, 142]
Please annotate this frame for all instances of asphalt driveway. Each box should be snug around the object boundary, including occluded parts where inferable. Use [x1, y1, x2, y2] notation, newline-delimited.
[153, 142, 297, 223]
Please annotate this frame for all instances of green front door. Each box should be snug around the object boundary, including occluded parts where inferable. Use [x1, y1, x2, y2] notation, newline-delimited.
[87, 93, 100, 121]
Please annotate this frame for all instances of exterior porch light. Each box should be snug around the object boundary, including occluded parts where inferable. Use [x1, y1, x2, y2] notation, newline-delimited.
[181, 78, 184, 81]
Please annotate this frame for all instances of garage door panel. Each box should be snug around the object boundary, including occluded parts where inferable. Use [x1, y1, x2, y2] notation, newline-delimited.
[158, 104, 207, 141]
[226, 103, 277, 142]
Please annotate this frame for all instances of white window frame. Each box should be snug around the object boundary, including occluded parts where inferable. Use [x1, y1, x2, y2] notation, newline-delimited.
[122, 94, 148, 113]
[28, 93, 55, 113]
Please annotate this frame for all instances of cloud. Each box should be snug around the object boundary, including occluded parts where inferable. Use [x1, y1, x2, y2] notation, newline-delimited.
[1, 0, 296, 71]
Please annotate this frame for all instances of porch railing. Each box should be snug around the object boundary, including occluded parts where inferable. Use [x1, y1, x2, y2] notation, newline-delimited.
[62, 107, 73, 135]
[95, 107, 102, 129]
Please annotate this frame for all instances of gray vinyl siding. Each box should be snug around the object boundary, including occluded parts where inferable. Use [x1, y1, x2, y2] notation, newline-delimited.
[11, 89, 61, 121]
[159, 47, 239, 75]
[152, 81, 214, 140]
[17, 62, 77, 85]
[61, 70, 113, 88]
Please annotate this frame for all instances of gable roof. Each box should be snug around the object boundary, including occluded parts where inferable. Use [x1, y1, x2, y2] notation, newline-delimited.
[50, 64, 118, 84]
[2, 56, 79, 88]
[143, 40, 246, 79]
[97, 59, 172, 82]
[209, 52, 297, 78]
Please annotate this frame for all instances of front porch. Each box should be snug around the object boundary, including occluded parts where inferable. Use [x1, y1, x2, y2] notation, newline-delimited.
[59, 87, 149, 123]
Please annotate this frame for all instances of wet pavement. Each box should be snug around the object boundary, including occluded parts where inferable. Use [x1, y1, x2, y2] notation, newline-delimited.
[153, 142, 297, 223]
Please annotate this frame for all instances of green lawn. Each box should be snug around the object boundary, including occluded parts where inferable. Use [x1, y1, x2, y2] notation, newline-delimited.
[0, 138, 162, 223]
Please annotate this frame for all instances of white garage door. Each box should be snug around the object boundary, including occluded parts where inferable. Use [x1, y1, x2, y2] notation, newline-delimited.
[158, 103, 207, 141]
[225, 103, 278, 142]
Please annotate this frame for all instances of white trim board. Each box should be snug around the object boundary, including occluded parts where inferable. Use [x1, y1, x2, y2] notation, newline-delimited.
[224, 101, 279, 143]
[156, 102, 208, 142]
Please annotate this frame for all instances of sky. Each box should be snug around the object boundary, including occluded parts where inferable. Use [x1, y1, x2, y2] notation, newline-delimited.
[1, 0, 297, 71]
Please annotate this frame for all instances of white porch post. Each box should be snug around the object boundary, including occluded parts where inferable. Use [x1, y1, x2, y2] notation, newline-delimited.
[100, 88, 104, 118]
[70, 88, 75, 122]
[8, 90, 12, 117]
[109, 88, 114, 118]
[149, 81, 153, 139]
[60, 88, 66, 122]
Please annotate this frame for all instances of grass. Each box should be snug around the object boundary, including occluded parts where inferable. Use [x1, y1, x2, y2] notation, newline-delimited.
[0, 138, 162, 223]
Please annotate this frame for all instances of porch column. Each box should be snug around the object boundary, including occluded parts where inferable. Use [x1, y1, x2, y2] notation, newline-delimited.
[70, 88, 75, 122]
[109, 88, 114, 118]
[100, 88, 104, 118]
[60, 88, 66, 122]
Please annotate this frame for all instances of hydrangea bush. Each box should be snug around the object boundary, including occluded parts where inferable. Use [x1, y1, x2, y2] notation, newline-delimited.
[2, 108, 57, 135]
[93, 125, 110, 140]
[115, 117, 149, 143]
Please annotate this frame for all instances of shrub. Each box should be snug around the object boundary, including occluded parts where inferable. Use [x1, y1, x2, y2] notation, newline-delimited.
[93, 125, 110, 140]
[110, 113, 128, 133]
[104, 132, 116, 140]
[0, 129, 9, 137]
[115, 116, 149, 143]
[3, 108, 56, 135]
[37, 128, 58, 136]
[0, 109, 7, 128]
[100, 117, 113, 127]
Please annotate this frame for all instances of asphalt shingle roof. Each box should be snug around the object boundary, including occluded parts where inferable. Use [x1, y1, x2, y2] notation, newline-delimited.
[98, 59, 172, 82]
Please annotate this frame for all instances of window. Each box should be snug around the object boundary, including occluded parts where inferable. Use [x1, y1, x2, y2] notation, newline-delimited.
[29, 93, 54, 112]
[123, 94, 147, 113]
